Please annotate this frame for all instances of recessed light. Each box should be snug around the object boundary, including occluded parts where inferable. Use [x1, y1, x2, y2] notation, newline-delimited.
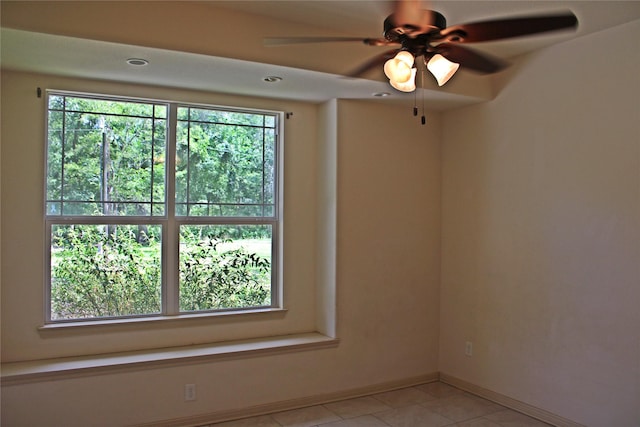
[373, 92, 391, 97]
[263, 76, 283, 83]
[127, 58, 149, 66]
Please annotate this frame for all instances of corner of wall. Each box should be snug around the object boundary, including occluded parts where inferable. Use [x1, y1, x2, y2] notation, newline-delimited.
[315, 99, 338, 338]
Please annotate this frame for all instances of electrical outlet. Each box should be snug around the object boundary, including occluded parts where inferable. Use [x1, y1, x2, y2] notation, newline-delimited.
[465, 341, 473, 357]
[184, 384, 196, 401]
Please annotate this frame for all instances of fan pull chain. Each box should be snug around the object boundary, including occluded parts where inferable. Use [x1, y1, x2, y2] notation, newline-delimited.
[421, 69, 426, 125]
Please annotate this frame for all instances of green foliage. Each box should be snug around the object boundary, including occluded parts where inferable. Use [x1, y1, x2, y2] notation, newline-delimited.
[46, 95, 166, 216]
[51, 225, 161, 319]
[51, 225, 271, 320]
[179, 237, 271, 312]
[47, 95, 274, 221]
[175, 106, 275, 220]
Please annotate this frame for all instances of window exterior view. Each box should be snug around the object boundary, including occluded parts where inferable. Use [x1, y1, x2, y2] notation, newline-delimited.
[45, 92, 280, 322]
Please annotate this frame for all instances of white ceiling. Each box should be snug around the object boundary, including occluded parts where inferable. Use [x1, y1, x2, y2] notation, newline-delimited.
[2, 1, 640, 110]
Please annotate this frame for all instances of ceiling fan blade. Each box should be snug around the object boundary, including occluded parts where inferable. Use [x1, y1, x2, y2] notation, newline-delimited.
[434, 43, 508, 74]
[264, 37, 394, 47]
[265, 37, 372, 46]
[440, 12, 578, 43]
[347, 49, 399, 78]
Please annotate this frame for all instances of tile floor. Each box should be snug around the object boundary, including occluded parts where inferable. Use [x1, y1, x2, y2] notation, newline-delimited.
[203, 382, 551, 427]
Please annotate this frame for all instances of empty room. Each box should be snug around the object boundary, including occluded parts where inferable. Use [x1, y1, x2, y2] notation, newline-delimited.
[1, 1, 639, 426]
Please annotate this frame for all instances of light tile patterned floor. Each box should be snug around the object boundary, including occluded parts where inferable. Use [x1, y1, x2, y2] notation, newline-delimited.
[203, 382, 551, 427]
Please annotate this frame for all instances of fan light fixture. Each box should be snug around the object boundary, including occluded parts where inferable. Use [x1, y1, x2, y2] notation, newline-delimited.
[383, 51, 416, 93]
[427, 54, 460, 86]
[383, 51, 460, 92]
[390, 68, 417, 92]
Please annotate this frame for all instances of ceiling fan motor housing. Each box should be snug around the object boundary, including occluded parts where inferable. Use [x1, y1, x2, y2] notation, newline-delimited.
[383, 10, 446, 41]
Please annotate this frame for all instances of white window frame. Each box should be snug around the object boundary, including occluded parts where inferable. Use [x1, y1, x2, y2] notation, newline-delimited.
[44, 90, 283, 324]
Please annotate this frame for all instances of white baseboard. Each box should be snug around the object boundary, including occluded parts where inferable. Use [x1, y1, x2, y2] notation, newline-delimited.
[439, 373, 585, 427]
[133, 372, 440, 427]
[134, 371, 586, 427]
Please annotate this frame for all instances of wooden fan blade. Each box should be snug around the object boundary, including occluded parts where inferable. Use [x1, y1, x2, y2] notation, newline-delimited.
[264, 37, 395, 47]
[434, 43, 508, 74]
[440, 12, 578, 43]
[347, 49, 399, 78]
[264, 37, 375, 46]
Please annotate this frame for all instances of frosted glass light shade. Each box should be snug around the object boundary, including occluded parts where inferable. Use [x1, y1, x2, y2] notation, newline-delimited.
[390, 67, 417, 92]
[427, 54, 460, 86]
[384, 51, 415, 83]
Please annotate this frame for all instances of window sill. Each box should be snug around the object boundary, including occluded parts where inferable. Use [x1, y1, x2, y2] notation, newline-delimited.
[1, 332, 339, 386]
[39, 307, 288, 332]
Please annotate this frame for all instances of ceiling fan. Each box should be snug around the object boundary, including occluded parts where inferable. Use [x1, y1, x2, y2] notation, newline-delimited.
[265, 1, 578, 92]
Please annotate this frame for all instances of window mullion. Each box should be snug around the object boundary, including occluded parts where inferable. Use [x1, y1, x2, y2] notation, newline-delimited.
[186, 108, 191, 217]
[151, 105, 156, 215]
[164, 103, 180, 315]
[262, 117, 266, 217]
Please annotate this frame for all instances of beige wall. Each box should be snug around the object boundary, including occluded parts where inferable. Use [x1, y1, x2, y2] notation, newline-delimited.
[335, 99, 441, 375]
[440, 20, 640, 426]
[0, 74, 442, 425]
[0, 71, 322, 361]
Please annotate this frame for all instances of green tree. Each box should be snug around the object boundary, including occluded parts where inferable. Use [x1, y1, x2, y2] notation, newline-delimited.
[176, 107, 275, 220]
[47, 95, 166, 216]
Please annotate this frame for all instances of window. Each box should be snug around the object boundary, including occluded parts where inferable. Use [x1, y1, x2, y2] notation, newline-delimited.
[45, 92, 281, 322]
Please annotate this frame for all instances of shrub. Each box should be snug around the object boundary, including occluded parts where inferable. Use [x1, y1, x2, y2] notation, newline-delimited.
[51, 225, 270, 320]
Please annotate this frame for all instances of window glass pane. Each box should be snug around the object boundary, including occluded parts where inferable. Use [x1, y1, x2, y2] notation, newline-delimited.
[177, 106, 189, 121]
[60, 97, 155, 117]
[179, 224, 272, 312]
[47, 202, 61, 215]
[48, 94, 65, 110]
[46, 110, 64, 203]
[50, 224, 162, 320]
[263, 205, 275, 217]
[154, 105, 167, 119]
[175, 121, 189, 209]
[264, 128, 276, 206]
[152, 203, 165, 216]
[176, 108, 276, 217]
[152, 118, 167, 215]
[61, 111, 102, 212]
[46, 95, 167, 216]
[264, 115, 276, 128]
[62, 201, 102, 216]
[175, 203, 188, 216]
[186, 107, 266, 126]
[177, 203, 267, 217]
